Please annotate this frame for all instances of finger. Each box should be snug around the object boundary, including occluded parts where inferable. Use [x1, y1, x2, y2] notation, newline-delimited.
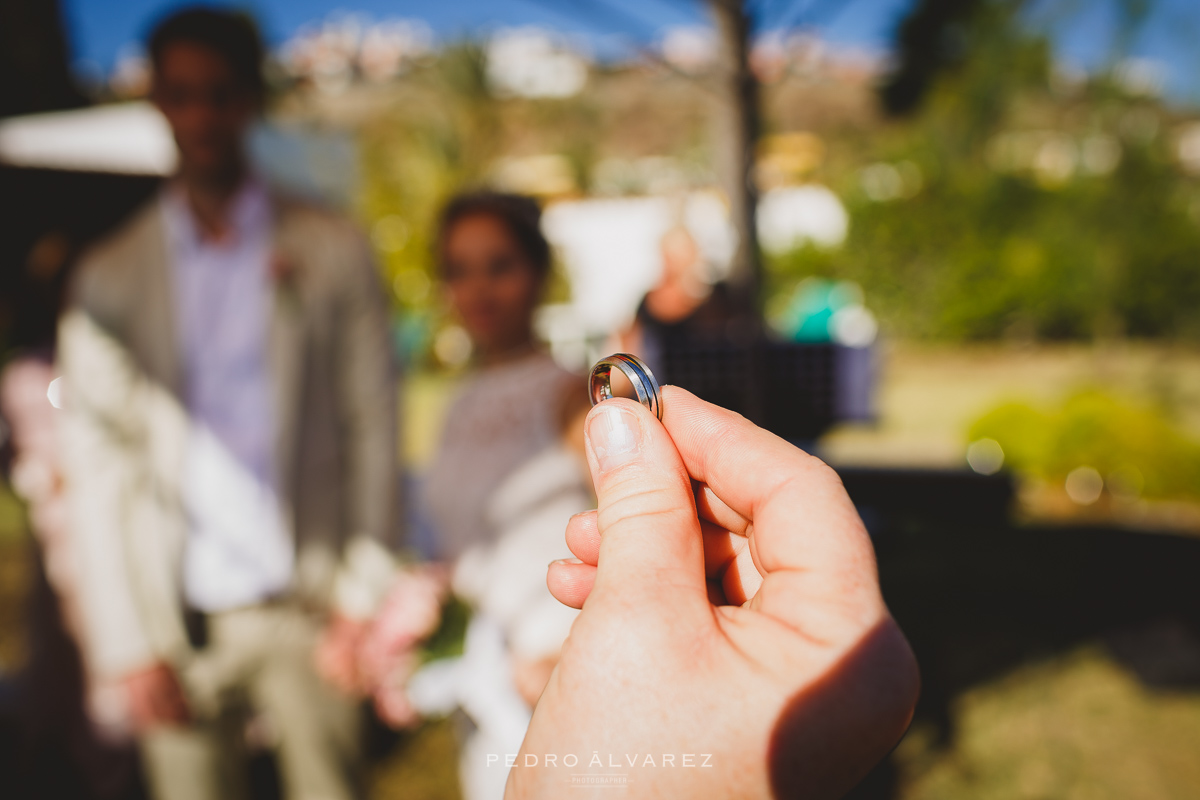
[583, 399, 708, 612]
[660, 387, 882, 630]
[565, 511, 600, 565]
[700, 521, 762, 605]
[695, 483, 748, 535]
[700, 519, 740, 579]
[706, 580, 727, 606]
[547, 559, 596, 609]
[725, 536, 761, 606]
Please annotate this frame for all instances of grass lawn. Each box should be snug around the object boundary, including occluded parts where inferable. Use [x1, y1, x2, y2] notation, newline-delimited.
[896, 646, 1200, 800]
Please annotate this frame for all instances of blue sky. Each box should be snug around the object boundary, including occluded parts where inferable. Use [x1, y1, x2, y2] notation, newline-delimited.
[63, 0, 1200, 102]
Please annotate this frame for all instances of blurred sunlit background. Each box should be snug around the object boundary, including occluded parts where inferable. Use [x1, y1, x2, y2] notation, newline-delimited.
[3, 0, 1200, 798]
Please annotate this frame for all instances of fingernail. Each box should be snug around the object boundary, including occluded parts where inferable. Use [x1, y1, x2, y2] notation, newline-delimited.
[588, 404, 642, 473]
[550, 558, 583, 567]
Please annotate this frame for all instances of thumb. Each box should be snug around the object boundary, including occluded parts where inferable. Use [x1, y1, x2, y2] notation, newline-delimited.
[583, 398, 707, 610]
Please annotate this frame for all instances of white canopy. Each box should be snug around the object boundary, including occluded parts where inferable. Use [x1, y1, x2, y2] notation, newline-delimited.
[0, 102, 358, 208]
[0, 101, 177, 175]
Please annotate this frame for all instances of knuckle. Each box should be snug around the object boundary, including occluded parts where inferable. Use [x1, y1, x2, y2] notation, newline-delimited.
[804, 455, 843, 486]
[597, 479, 694, 534]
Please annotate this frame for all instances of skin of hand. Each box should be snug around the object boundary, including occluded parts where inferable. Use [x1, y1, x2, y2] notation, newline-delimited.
[122, 661, 190, 730]
[509, 387, 919, 799]
[314, 614, 371, 695]
[512, 654, 560, 709]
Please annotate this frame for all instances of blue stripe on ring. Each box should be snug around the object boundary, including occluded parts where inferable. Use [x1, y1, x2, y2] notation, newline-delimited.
[611, 353, 662, 420]
[589, 353, 664, 421]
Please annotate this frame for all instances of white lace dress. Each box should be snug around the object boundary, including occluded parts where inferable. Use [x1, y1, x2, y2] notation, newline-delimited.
[421, 351, 577, 560]
[415, 352, 589, 800]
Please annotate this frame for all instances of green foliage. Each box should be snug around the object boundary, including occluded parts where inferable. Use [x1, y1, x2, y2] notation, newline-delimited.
[359, 44, 500, 267]
[968, 389, 1200, 501]
[354, 44, 507, 365]
[422, 595, 471, 662]
[767, 0, 1200, 342]
[355, 43, 606, 366]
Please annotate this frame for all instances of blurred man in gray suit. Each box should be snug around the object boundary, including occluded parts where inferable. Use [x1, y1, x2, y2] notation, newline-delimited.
[57, 9, 398, 800]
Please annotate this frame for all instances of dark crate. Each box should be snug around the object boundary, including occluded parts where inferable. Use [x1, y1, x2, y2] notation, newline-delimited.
[656, 339, 866, 442]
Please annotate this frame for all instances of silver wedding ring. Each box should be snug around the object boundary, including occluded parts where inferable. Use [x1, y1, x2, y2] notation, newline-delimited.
[589, 353, 663, 420]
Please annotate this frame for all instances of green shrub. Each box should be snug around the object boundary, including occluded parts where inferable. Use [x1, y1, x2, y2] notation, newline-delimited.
[968, 390, 1200, 501]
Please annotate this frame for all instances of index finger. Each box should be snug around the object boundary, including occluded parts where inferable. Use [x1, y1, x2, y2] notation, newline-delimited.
[659, 387, 882, 619]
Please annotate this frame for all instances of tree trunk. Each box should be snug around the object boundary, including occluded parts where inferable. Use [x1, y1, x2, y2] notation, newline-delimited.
[709, 0, 761, 313]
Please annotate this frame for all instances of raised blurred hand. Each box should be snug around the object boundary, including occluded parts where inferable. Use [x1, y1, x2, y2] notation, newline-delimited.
[122, 661, 189, 730]
[314, 614, 370, 695]
[511, 387, 919, 799]
[315, 565, 449, 729]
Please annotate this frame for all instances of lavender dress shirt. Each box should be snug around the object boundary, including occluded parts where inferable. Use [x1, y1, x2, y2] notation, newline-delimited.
[160, 180, 294, 613]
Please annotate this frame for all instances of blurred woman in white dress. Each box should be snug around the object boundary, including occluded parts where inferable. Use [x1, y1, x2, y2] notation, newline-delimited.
[417, 192, 592, 800]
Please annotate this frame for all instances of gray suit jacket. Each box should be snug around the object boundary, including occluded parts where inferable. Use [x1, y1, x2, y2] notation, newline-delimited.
[57, 192, 399, 677]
